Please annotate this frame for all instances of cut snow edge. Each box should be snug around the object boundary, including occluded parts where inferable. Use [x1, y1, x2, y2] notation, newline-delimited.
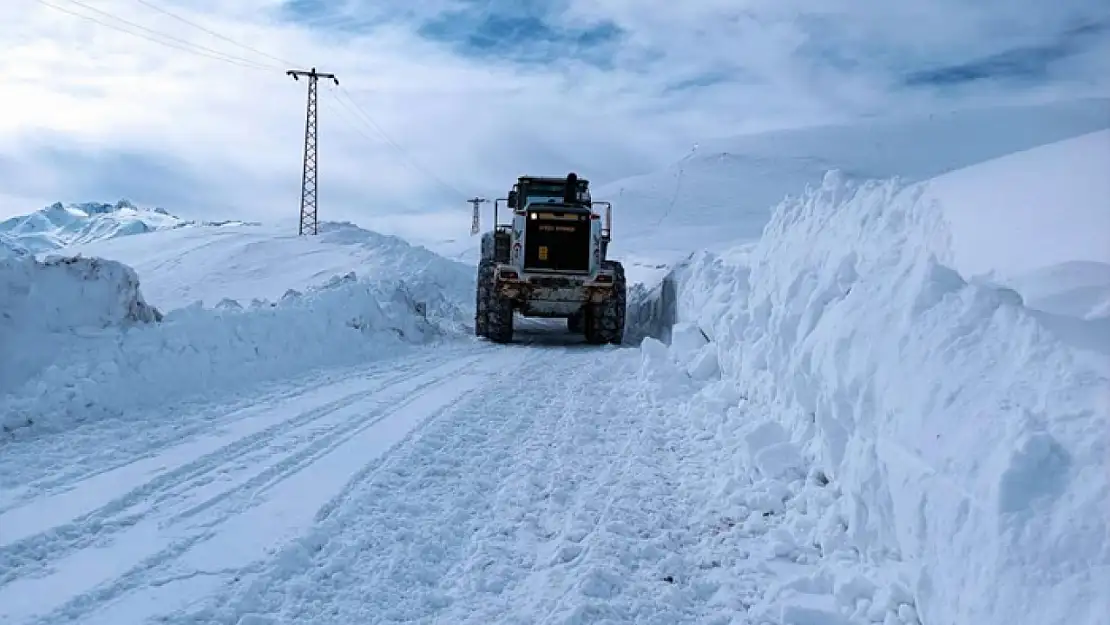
[0, 254, 465, 437]
[659, 171, 1109, 625]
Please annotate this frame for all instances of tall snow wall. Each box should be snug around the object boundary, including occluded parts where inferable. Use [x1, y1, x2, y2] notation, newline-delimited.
[0, 255, 163, 401]
[1, 256, 458, 436]
[666, 172, 1109, 625]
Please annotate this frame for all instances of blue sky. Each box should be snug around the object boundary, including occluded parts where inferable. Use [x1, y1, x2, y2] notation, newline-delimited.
[1, 0, 1107, 241]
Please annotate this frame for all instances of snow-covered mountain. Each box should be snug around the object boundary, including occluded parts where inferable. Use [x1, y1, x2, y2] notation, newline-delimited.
[0, 199, 253, 256]
[0, 232, 29, 258]
[595, 97, 1110, 280]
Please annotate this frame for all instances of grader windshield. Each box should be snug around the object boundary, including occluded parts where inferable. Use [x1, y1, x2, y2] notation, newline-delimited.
[512, 176, 591, 209]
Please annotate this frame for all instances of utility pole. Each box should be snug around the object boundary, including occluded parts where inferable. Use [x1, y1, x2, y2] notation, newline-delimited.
[287, 67, 339, 236]
[468, 196, 487, 235]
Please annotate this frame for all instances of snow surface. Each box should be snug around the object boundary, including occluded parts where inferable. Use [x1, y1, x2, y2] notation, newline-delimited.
[922, 129, 1110, 278]
[0, 218, 476, 436]
[2, 98, 1108, 625]
[1004, 260, 1110, 320]
[60, 220, 474, 313]
[0, 232, 30, 259]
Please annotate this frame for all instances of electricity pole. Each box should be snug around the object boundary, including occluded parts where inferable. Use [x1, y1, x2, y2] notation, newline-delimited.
[287, 67, 338, 236]
[469, 196, 487, 235]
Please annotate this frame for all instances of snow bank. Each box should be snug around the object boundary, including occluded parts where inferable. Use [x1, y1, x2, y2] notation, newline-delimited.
[65, 220, 475, 313]
[0, 256, 162, 399]
[0, 256, 460, 436]
[666, 172, 1109, 625]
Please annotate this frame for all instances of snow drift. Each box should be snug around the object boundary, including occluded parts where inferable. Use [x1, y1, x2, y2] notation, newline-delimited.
[0, 254, 461, 436]
[662, 171, 1109, 624]
[63, 220, 475, 314]
[0, 255, 163, 406]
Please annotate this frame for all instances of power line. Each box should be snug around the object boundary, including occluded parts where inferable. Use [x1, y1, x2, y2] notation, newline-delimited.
[319, 96, 376, 144]
[330, 86, 470, 199]
[332, 86, 466, 198]
[34, 0, 278, 71]
[325, 90, 472, 201]
[127, 0, 296, 67]
[35, 0, 478, 206]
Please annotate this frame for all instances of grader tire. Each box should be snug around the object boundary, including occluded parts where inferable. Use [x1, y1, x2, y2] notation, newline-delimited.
[484, 273, 515, 344]
[474, 260, 493, 337]
[584, 261, 626, 345]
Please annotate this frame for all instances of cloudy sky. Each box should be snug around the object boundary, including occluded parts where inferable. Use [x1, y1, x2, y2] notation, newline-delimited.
[1, 0, 1107, 235]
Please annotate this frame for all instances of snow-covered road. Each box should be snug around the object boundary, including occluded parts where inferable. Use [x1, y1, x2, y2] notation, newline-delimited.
[0, 331, 862, 625]
[0, 343, 503, 623]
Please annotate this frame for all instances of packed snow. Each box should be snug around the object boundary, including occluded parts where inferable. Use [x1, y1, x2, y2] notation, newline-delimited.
[0, 255, 162, 409]
[1, 98, 1107, 625]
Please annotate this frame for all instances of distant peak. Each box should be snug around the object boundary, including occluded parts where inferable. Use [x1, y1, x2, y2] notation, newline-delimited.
[42, 199, 176, 219]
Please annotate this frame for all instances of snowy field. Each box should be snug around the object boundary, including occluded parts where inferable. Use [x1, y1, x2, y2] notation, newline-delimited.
[1, 101, 1108, 625]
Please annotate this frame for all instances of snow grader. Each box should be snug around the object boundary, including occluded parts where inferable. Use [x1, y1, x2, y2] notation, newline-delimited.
[472, 172, 626, 345]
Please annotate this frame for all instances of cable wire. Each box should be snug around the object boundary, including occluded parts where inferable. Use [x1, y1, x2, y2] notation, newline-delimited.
[128, 0, 297, 67]
[35, 0, 278, 71]
[34, 0, 476, 201]
[331, 85, 470, 199]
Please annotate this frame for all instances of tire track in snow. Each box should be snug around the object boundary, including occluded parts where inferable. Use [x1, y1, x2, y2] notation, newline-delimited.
[423, 347, 646, 624]
[61, 355, 511, 625]
[0, 352, 496, 623]
[427, 351, 690, 624]
[0, 341, 472, 512]
[534, 384, 704, 624]
[0, 350, 454, 564]
[0, 344, 466, 512]
[157, 347, 599, 625]
[527, 373, 800, 625]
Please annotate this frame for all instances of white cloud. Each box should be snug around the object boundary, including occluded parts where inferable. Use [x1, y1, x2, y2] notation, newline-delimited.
[0, 0, 1106, 235]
